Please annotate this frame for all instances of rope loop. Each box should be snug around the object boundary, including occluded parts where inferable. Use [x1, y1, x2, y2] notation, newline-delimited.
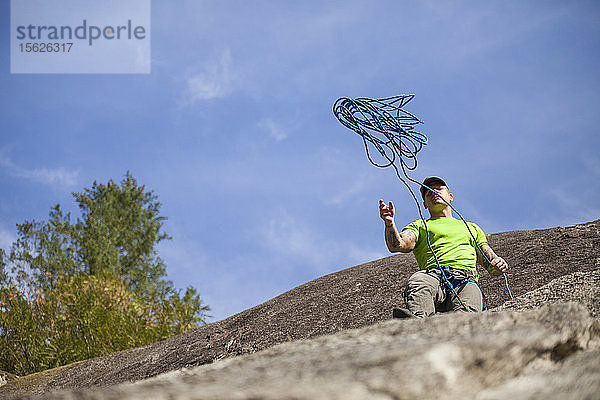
[333, 95, 426, 170]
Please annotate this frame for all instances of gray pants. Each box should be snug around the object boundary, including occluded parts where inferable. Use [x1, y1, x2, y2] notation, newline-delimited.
[404, 269, 483, 317]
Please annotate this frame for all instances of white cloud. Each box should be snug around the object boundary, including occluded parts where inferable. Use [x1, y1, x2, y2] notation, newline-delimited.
[184, 49, 235, 103]
[262, 213, 385, 274]
[257, 118, 289, 142]
[549, 188, 600, 223]
[327, 175, 367, 205]
[0, 154, 79, 187]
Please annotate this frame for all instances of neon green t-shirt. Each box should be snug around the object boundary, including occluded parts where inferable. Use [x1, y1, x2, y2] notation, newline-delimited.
[402, 216, 487, 272]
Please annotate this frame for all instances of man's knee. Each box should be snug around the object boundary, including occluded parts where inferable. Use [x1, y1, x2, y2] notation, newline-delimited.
[404, 270, 442, 317]
[451, 282, 483, 312]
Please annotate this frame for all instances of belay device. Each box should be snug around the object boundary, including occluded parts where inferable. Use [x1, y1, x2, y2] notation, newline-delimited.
[332, 94, 513, 310]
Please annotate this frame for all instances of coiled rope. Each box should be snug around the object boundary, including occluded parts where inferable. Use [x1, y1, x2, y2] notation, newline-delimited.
[332, 94, 513, 310]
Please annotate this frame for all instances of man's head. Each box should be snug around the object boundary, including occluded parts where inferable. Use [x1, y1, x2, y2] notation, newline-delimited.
[420, 177, 453, 212]
[420, 177, 448, 200]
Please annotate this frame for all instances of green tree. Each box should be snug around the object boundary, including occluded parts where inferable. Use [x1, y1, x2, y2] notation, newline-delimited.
[0, 173, 209, 376]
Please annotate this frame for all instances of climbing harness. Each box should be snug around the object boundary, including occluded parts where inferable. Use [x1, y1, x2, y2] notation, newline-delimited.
[430, 266, 473, 292]
[427, 266, 481, 311]
[332, 94, 514, 311]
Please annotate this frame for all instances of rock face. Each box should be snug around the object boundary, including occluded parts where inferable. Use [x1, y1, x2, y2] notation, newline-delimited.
[32, 303, 600, 399]
[496, 269, 600, 318]
[1, 220, 599, 399]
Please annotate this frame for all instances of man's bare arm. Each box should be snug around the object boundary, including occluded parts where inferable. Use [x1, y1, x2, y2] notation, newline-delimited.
[379, 199, 416, 253]
[477, 243, 509, 276]
[385, 224, 417, 253]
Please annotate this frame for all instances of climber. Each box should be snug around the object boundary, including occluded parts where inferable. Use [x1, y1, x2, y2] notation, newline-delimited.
[379, 176, 509, 318]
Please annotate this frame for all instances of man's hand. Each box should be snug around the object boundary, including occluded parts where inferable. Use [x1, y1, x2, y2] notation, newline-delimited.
[379, 199, 417, 253]
[489, 256, 509, 276]
[379, 199, 395, 227]
[478, 244, 509, 276]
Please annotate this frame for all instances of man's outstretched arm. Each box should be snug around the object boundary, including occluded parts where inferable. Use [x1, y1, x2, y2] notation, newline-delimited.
[477, 244, 509, 276]
[379, 199, 417, 253]
[385, 224, 417, 253]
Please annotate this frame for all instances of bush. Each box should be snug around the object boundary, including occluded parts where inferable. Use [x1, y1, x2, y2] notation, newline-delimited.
[0, 173, 209, 376]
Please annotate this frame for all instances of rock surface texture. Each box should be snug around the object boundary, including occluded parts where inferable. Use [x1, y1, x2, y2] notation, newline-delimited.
[496, 269, 600, 318]
[35, 303, 600, 400]
[1, 219, 599, 399]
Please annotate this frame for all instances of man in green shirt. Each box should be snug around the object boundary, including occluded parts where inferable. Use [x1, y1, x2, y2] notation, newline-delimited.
[379, 176, 509, 317]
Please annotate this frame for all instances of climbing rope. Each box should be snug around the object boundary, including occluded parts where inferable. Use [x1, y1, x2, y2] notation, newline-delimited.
[332, 94, 514, 310]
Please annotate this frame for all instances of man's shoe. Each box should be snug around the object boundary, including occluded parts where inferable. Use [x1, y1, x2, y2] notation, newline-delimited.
[392, 307, 415, 319]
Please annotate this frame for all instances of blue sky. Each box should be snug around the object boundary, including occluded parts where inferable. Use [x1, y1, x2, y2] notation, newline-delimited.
[1, 1, 599, 322]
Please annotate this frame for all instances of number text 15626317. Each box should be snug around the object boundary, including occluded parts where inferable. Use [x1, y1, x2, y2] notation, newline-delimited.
[19, 43, 73, 52]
